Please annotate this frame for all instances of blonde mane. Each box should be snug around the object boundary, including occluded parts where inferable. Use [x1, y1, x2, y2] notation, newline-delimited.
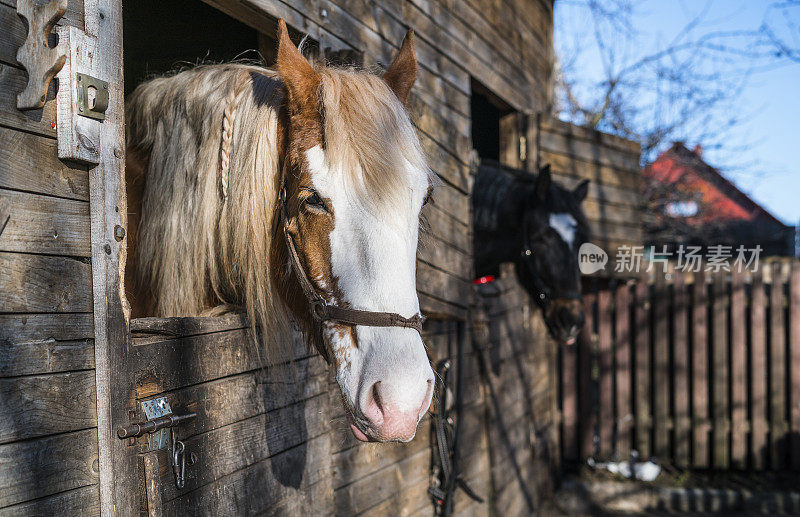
[126, 62, 430, 355]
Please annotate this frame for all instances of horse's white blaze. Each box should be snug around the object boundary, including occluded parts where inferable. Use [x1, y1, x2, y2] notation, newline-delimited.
[305, 146, 433, 428]
[549, 212, 578, 249]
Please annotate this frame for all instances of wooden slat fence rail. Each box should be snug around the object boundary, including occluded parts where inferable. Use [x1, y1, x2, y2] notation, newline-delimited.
[559, 259, 800, 471]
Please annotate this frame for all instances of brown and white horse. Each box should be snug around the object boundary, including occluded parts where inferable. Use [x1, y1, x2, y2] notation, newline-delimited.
[125, 20, 435, 443]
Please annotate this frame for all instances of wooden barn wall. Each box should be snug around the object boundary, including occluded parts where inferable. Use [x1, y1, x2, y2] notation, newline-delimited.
[538, 115, 643, 255]
[1, 0, 560, 514]
[0, 1, 101, 514]
[472, 264, 560, 515]
[121, 0, 558, 515]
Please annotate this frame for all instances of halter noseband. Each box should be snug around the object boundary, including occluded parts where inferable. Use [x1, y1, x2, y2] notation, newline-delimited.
[278, 185, 425, 362]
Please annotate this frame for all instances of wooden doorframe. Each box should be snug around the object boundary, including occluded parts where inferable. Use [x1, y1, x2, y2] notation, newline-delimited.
[85, 0, 140, 514]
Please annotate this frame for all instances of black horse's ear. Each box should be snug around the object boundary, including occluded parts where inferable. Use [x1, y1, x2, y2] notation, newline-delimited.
[573, 179, 590, 203]
[534, 164, 551, 201]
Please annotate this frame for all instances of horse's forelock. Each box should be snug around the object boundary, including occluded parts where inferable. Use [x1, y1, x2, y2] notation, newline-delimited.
[317, 68, 432, 217]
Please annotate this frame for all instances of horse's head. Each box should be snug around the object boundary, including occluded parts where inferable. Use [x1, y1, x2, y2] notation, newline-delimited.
[275, 21, 434, 442]
[517, 165, 590, 345]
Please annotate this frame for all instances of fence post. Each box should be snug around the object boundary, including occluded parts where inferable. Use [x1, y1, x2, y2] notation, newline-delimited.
[615, 282, 632, 460]
[770, 261, 787, 469]
[692, 269, 709, 468]
[673, 270, 690, 467]
[579, 293, 596, 460]
[751, 266, 768, 470]
[731, 267, 747, 469]
[790, 262, 800, 469]
[712, 270, 730, 469]
[635, 271, 651, 459]
[653, 269, 670, 460]
[562, 324, 579, 461]
[597, 290, 614, 459]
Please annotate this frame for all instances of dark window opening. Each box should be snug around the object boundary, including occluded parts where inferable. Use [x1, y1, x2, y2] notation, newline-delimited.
[470, 78, 516, 164]
[123, 0, 318, 96]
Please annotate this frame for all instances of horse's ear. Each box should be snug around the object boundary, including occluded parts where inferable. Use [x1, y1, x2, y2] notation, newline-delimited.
[573, 179, 590, 203]
[383, 30, 417, 106]
[276, 19, 321, 110]
[534, 164, 551, 201]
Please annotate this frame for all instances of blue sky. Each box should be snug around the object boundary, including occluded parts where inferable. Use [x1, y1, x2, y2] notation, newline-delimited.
[554, 1, 800, 225]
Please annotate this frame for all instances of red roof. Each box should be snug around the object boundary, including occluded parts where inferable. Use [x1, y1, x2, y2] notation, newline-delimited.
[643, 143, 785, 226]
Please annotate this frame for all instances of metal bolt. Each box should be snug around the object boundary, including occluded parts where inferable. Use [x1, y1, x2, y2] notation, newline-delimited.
[114, 225, 125, 241]
[104, 243, 111, 255]
[320, 7, 328, 18]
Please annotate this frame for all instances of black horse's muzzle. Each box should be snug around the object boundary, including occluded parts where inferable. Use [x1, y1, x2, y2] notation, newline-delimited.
[545, 297, 585, 345]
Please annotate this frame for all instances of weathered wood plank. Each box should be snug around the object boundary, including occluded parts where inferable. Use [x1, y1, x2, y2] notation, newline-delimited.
[634, 273, 651, 458]
[139, 355, 328, 443]
[730, 267, 747, 469]
[0, 484, 99, 517]
[672, 270, 690, 467]
[579, 293, 595, 459]
[711, 271, 729, 469]
[0, 371, 96, 445]
[417, 238, 471, 282]
[769, 262, 787, 469]
[542, 151, 640, 190]
[539, 131, 640, 173]
[333, 447, 429, 515]
[692, 269, 709, 468]
[0, 313, 93, 344]
[0, 189, 90, 256]
[156, 392, 330, 503]
[750, 267, 768, 470]
[0, 126, 89, 201]
[0, 64, 57, 137]
[0, 338, 93, 377]
[130, 313, 248, 337]
[652, 272, 669, 460]
[0, 252, 92, 313]
[162, 432, 332, 515]
[791, 262, 800, 469]
[596, 289, 613, 458]
[539, 116, 641, 154]
[416, 261, 470, 308]
[421, 202, 470, 254]
[130, 327, 313, 398]
[561, 327, 578, 460]
[614, 282, 631, 460]
[0, 428, 98, 508]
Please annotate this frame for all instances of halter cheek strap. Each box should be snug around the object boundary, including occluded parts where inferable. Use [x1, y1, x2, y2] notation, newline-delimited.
[279, 185, 425, 362]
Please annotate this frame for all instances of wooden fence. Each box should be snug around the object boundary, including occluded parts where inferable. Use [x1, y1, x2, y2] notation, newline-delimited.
[559, 259, 800, 471]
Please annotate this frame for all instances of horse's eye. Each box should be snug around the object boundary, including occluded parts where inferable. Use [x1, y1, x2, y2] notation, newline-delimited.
[301, 190, 327, 212]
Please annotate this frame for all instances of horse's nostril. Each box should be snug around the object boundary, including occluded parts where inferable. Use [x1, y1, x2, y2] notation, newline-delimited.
[364, 381, 385, 425]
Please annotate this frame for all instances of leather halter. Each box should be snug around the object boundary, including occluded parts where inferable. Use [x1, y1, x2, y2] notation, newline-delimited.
[278, 185, 425, 362]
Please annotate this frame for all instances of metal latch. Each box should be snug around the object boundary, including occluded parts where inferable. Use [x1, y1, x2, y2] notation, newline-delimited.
[116, 397, 197, 489]
[75, 72, 108, 120]
[116, 397, 195, 451]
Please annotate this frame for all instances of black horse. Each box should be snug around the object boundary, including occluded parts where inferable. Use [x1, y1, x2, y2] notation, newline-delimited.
[473, 162, 590, 345]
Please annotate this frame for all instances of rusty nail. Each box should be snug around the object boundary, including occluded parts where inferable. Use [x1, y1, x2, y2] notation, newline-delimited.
[114, 225, 125, 241]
